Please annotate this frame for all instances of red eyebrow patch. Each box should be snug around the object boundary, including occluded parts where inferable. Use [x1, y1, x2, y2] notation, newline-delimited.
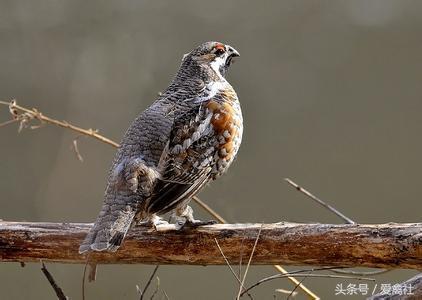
[215, 43, 225, 51]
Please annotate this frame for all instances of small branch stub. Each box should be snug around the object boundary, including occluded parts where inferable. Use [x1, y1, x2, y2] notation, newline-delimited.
[0, 221, 421, 269]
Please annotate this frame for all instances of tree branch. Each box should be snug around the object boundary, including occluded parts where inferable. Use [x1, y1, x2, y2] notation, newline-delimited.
[0, 221, 420, 268]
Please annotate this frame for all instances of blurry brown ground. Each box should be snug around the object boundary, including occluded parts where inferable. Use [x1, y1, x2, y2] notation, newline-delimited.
[0, 1, 421, 299]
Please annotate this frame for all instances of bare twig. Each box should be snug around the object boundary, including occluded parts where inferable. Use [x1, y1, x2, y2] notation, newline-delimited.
[139, 265, 160, 300]
[214, 238, 253, 299]
[0, 118, 18, 128]
[241, 268, 375, 297]
[284, 178, 355, 224]
[237, 224, 263, 300]
[192, 196, 226, 223]
[287, 270, 313, 300]
[41, 261, 68, 300]
[285, 178, 390, 277]
[238, 234, 246, 286]
[0, 100, 119, 147]
[162, 289, 170, 300]
[82, 260, 88, 300]
[214, 238, 242, 284]
[331, 269, 390, 276]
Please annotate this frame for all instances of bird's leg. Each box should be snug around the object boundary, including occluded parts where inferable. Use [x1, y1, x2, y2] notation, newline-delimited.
[173, 205, 216, 230]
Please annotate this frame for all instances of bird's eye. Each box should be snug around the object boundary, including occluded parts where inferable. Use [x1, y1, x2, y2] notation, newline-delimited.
[215, 48, 225, 56]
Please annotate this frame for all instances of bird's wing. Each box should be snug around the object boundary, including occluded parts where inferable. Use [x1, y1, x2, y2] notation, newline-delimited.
[147, 102, 219, 214]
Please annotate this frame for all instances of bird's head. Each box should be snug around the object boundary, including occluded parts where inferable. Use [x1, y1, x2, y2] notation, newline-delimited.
[182, 41, 240, 79]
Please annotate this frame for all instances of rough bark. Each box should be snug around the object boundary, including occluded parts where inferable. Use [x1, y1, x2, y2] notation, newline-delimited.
[0, 221, 421, 269]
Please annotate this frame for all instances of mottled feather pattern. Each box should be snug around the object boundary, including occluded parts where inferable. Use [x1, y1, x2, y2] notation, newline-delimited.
[148, 85, 242, 214]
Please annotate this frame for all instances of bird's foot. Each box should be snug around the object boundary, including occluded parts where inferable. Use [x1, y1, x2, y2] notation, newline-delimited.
[172, 205, 216, 230]
[149, 215, 172, 231]
[136, 221, 150, 227]
[174, 219, 217, 230]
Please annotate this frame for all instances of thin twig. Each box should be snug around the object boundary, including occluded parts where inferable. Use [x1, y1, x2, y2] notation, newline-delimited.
[214, 238, 242, 284]
[0, 100, 119, 147]
[330, 268, 390, 276]
[238, 234, 246, 286]
[214, 238, 253, 299]
[285, 178, 390, 277]
[162, 289, 170, 300]
[241, 269, 375, 297]
[139, 265, 160, 300]
[237, 224, 263, 300]
[272, 265, 319, 299]
[287, 270, 313, 300]
[0, 118, 18, 128]
[40, 261, 68, 300]
[284, 178, 355, 224]
[192, 196, 226, 223]
[82, 260, 88, 300]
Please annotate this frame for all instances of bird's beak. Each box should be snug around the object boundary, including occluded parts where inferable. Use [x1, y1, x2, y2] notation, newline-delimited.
[225, 45, 239, 67]
[227, 45, 240, 58]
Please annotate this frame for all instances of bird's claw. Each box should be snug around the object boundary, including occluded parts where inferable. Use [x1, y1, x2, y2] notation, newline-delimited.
[148, 215, 172, 231]
[175, 219, 217, 230]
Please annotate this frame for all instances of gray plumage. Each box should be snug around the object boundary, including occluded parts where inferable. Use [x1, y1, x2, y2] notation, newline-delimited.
[79, 41, 242, 253]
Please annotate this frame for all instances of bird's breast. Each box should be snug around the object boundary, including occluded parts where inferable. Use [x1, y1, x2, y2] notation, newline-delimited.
[206, 89, 243, 177]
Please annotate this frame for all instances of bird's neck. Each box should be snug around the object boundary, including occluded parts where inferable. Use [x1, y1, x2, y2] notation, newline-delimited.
[175, 58, 221, 84]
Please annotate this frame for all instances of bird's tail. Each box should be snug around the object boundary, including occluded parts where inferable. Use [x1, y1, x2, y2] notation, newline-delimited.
[79, 195, 138, 253]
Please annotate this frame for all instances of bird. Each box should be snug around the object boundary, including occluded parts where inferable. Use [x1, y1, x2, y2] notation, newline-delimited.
[79, 41, 242, 253]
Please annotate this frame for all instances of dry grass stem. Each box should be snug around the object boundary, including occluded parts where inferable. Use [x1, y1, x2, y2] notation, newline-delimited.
[237, 224, 263, 300]
[284, 178, 355, 224]
[0, 118, 18, 128]
[214, 238, 253, 299]
[149, 277, 160, 300]
[287, 270, 313, 300]
[214, 238, 242, 284]
[276, 289, 298, 297]
[241, 269, 375, 297]
[139, 265, 160, 300]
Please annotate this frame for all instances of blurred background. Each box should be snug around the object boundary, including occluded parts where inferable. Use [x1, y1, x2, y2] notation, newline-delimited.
[1, 1, 421, 299]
